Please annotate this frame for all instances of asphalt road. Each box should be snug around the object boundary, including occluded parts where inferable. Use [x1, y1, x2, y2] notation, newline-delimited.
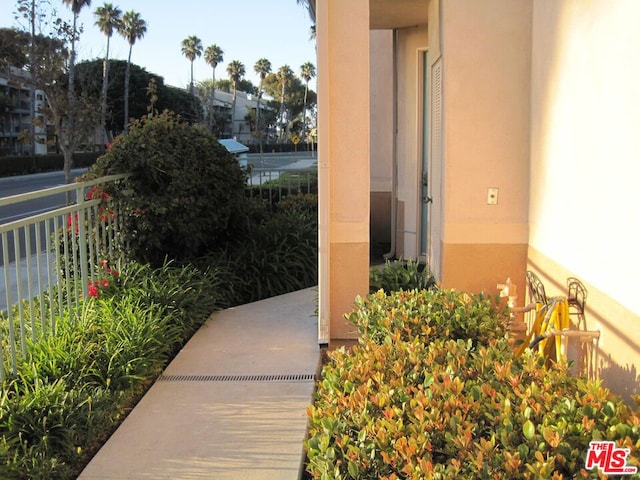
[0, 168, 88, 223]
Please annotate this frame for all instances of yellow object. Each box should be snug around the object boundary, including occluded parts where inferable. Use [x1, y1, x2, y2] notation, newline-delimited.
[516, 296, 570, 363]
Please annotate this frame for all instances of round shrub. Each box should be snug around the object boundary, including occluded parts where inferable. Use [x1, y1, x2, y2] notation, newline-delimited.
[90, 111, 248, 265]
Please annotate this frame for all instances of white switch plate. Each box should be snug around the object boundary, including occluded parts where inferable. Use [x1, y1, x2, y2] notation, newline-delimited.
[487, 188, 499, 205]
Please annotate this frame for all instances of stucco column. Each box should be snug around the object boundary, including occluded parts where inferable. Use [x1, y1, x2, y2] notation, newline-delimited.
[317, 0, 370, 344]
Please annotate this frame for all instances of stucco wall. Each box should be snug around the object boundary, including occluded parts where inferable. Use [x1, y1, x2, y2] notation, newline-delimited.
[529, 0, 640, 396]
[317, 0, 371, 343]
[439, 0, 532, 293]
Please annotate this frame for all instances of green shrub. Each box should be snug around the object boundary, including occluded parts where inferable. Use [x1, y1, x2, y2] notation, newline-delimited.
[0, 259, 226, 479]
[89, 111, 249, 265]
[306, 332, 640, 480]
[199, 207, 318, 304]
[369, 259, 436, 294]
[276, 192, 318, 215]
[348, 288, 509, 347]
[306, 289, 640, 479]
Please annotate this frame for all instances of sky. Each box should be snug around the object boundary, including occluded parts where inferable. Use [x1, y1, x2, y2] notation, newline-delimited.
[1, 0, 317, 90]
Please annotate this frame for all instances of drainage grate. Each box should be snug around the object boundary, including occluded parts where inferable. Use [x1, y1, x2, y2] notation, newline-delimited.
[157, 373, 317, 383]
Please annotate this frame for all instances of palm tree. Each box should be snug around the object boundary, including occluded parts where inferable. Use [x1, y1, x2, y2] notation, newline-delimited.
[204, 43, 223, 131]
[61, 0, 91, 184]
[181, 35, 202, 94]
[118, 10, 146, 133]
[296, 0, 316, 22]
[226, 60, 245, 138]
[254, 57, 271, 152]
[300, 61, 315, 141]
[277, 65, 294, 141]
[94, 2, 122, 149]
[62, 0, 92, 95]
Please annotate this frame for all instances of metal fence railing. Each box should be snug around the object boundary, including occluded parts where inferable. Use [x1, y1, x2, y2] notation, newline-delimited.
[0, 174, 128, 380]
[246, 166, 317, 202]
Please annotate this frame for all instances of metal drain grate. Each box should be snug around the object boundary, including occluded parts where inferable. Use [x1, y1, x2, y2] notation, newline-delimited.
[158, 373, 317, 383]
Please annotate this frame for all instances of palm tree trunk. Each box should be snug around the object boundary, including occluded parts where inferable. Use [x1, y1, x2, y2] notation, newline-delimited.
[214, 68, 216, 135]
[100, 36, 111, 151]
[29, 0, 37, 167]
[124, 46, 132, 134]
[190, 60, 194, 94]
[257, 79, 263, 155]
[231, 83, 237, 138]
[279, 82, 286, 142]
[302, 80, 309, 146]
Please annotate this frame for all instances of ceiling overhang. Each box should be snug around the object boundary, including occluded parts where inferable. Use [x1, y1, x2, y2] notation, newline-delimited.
[370, 0, 428, 29]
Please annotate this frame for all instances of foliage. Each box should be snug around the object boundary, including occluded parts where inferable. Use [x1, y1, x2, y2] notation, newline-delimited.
[0, 258, 223, 479]
[76, 59, 202, 133]
[0, 27, 30, 68]
[263, 70, 317, 129]
[276, 192, 318, 215]
[198, 205, 318, 304]
[306, 289, 640, 479]
[88, 111, 248, 265]
[348, 288, 509, 347]
[369, 259, 436, 294]
[248, 172, 318, 208]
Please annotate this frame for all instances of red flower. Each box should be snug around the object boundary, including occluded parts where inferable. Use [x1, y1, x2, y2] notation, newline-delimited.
[66, 213, 80, 234]
[88, 281, 99, 298]
[101, 279, 110, 288]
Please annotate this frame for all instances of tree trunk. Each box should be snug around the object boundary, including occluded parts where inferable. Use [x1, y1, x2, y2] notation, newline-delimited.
[100, 36, 111, 151]
[29, 0, 37, 168]
[257, 79, 263, 155]
[124, 47, 132, 134]
[231, 84, 237, 138]
[302, 80, 309, 146]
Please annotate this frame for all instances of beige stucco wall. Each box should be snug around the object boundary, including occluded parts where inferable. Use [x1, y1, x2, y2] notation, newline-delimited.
[439, 0, 532, 293]
[530, 0, 640, 397]
[317, 0, 371, 343]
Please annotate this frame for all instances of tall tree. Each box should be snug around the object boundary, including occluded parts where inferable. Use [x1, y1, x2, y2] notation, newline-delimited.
[300, 61, 315, 141]
[181, 35, 202, 94]
[61, 0, 92, 181]
[204, 43, 223, 131]
[276, 65, 293, 141]
[254, 57, 271, 152]
[226, 59, 245, 138]
[94, 2, 122, 149]
[118, 10, 146, 133]
[62, 0, 91, 95]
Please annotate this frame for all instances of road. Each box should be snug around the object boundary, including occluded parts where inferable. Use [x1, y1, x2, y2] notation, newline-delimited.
[0, 168, 89, 224]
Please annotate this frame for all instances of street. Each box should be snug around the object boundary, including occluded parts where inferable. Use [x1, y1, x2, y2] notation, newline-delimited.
[0, 168, 89, 224]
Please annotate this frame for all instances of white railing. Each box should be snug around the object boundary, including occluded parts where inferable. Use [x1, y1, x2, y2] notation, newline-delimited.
[0, 174, 128, 380]
[246, 166, 317, 201]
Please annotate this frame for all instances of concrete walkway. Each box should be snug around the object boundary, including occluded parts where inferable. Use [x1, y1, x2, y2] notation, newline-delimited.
[78, 287, 321, 480]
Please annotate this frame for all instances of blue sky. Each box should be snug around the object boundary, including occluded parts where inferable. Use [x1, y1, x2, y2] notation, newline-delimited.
[2, 0, 316, 90]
